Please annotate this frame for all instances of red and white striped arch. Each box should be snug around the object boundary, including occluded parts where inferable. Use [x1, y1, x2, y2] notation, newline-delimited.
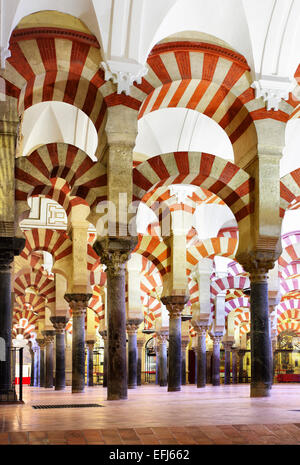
[133, 234, 170, 277]
[14, 270, 55, 304]
[225, 297, 249, 315]
[279, 243, 300, 269]
[280, 262, 300, 280]
[234, 307, 250, 326]
[227, 260, 245, 276]
[280, 170, 300, 217]
[3, 27, 109, 157]
[143, 296, 162, 330]
[277, 321, 300, 336]
[88, 285, 105, 321]
[280, 278, 300, 297]
[20, 228, 72, 265]
[15, 294, 46, 316]
[16, 142, 107, 219]
[210, 275, 250, 303]
[133, 152, 254, 225]
[187, 237, 238, 275]
[277, 299, 300, 318]
[133, 41, 260, 161]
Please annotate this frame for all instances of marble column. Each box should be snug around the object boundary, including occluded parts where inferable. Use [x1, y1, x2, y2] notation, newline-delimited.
[161, 296, 189, 392]
[232, 349, 238, 384]
[86, 340, 95, 387]
[0, 238, 24, 401]
[181, 339, 189, 385]
[193, 347, 198, 384]
[43, 331, 55, 389]
[50, 317, 69, 391]
[196, 328, 207, 388]
[64, 294, 91, 394]
[211, 335, 222, 386]
[29, 345, 34, 386]
[157, 332, 168, 387]
[249, 267, 273, 397]
[99, 330, 107, 387]
[206, 351, 212, 384]
[223, 342, 232, 385]
[93, 237, 137, 400]
[272, 339, 277, 384]
[238, 350, 245, 383]
[137, 340, 144, 386]
[33, 346, 39, 387]
[127, 320, 141, 389]
[36, 339, 45, 387]
[155, 343, 160, 385]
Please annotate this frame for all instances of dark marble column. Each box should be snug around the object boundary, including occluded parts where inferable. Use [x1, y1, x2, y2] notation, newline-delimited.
[238, 350, 246, 383]
[86, 340, 95, 387]
[155, 344, 160, 385]
[193, 347, 198, 384]
[161, 295, 189, 392]
[43, 331, 54, 388]
[93, 237, 137, 400]
[64, 295, 91, 394]
[0, 238, 25, 401]
[232, 349, 238, 384]
[137, 339, 144, 386]
[33, 346, 39, 387]
[29, 345, 34, 386]
[127, 320, 142, 389]
[206, 351, 212, 384]
[50, 317, 69, 391]
[211, 335, 222, 386]
[157, 332, 168, 387]
[36, 339, 45, 387]
[223, 342, 233, 385]
[272, 339, 277, 384]
[249, 268, 273, 397]
[181, 339, 189, 385]
[223, 341, 233, 384]
[99, 330, 108, 387]
[196, 328, 207, 388]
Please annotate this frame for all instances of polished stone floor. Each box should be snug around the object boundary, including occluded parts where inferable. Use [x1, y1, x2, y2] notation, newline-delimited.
[1, 383, 300, 444]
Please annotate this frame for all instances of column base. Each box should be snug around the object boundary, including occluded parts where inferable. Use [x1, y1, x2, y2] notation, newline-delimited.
[250, 383, 271, 397]
[197, 384, 206, 388]
[0, 390, 18, 402]
[128, 385, 137, 389]
[55, 386, 66, 391]
[107, 394, 128, 400]
[168, 387, 181, 392]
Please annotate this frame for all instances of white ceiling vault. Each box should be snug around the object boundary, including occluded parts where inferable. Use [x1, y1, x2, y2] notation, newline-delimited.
[1, 0, 299, 101]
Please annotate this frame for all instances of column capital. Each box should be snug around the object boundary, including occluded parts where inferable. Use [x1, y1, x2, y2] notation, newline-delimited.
[99, 329, 107, 341]
[237, 250, 278, 282]
[36, 338, 45, 349]
[156, 331, 168, 346]
[181, 338, 190, 350]
[86, 340, 95, 350]
[161, 295, 189, 319]
[222, 341, 233, 351]
[126, 318, 142, 334]
[50, 316, 69, 334]
[212, 335, 223, 345]
[93, 237, 138, 276]
[193, 324, 208, 337]
[64, 293, 92, 315]
[42, 331, 55, 345]
[0, 236, 25, 271]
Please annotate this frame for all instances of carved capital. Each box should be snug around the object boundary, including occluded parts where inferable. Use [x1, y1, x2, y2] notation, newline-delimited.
[126, 319, 142, 334]
[42, 331, 55, 345]
[223, 341, 233, 351]
[36, 338, 45, 350]
[237, 250, 278, 283]
[156, 331, 168, 346]
[99, 330, 107, 341]
[212, 335, 223, 345]
[86, 340, 95, 351]
[0, 236, 26, 271]
[64, 293, 92, 315]
[50, 316, 69, 334]
[161, 295, 189, 320]
[93, 237, 137, 276]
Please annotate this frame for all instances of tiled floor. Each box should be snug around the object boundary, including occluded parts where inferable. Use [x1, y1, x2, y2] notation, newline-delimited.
[2, 383, 300, 444]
